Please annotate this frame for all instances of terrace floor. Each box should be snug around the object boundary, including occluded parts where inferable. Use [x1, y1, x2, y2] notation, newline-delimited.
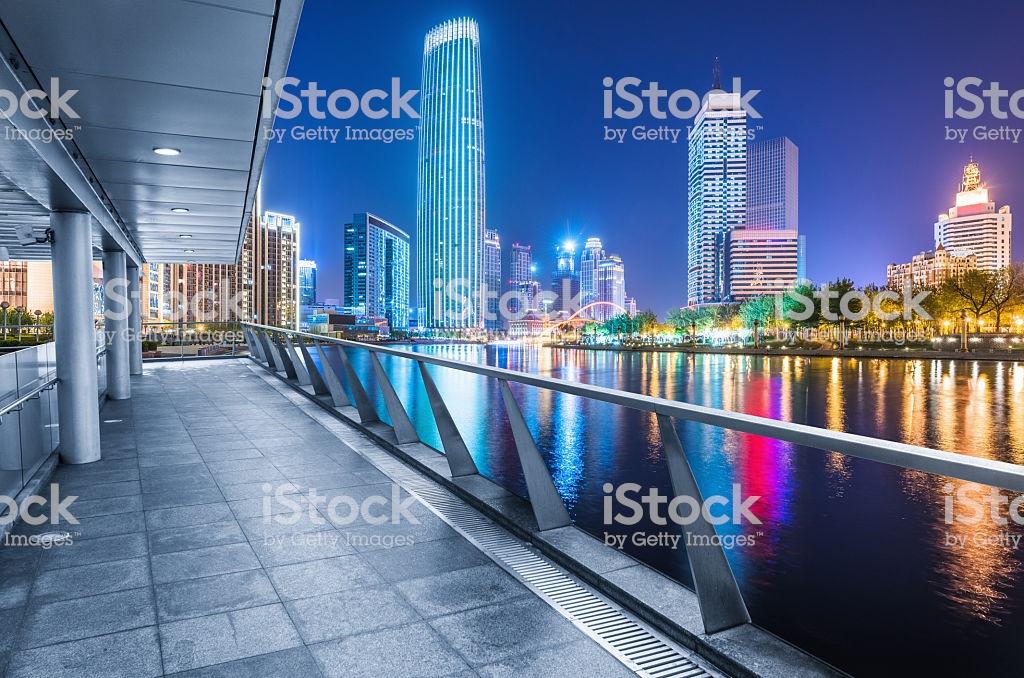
[0, 360, 644, 677]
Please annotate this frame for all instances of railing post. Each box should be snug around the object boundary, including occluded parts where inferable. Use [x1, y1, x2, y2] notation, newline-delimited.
[334, 345, 379, 423]
[246, 327, 266, 363]
[259, 329, 282, 372]
[368, 351, 419, 444]
[417, 360, 478, 477]
[271, 331, 298, 380]
[295, 336, 330, 396]
[315, 341, 351, 407]
[657, 413, 750, 634]
[282, 333, 311, 385]
[498, 379, 570, 531]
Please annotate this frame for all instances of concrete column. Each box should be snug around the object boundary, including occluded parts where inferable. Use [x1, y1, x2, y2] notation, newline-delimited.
[127, 263, 143, 375]
[50, 211, 101, 464]
[102, 250, 130, 399]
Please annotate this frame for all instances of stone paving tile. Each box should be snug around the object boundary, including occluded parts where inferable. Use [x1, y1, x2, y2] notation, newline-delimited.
[18, 587, 156, 648]
[30, 557, 151, 604]
[163, 645, 321, 677]
[284, 584, 420, 644]
[155, 569, 280, 623]
[6, 627, 163, 678]
[151, 542, 262, 584]
[309, 623, 471, 678]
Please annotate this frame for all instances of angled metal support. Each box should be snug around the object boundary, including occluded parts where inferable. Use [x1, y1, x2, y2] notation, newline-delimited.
[271, 331, 299, 380]
[296, 338, 330, 396]
[259, 330, 283, 372]
[498, 379, 570, 531]
[282, 333, 312, 385]
[657, 413, 750, 634]
[334, 345, 379, 423]
[247, 327, 266, 363]
[417, 361, 478, 477]
[368, 351, 419, 444]
[315, 342, 351, 407]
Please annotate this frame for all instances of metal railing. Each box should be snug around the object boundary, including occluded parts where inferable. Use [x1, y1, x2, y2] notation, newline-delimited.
[241, 321, 1024, 636]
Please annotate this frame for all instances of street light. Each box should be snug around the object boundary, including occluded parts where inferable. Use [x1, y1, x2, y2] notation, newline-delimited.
[33, 310, 42, 343]
[0, 300, 8, 341]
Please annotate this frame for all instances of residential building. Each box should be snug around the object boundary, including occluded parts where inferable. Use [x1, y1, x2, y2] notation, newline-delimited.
[580, 237, 604, 316]
[506, 242, 533, 318]
[595, 254, 626, 321]
[484, 229, 501, 331]
[550, 242, 580, 315]
[886, 244, 977, 289]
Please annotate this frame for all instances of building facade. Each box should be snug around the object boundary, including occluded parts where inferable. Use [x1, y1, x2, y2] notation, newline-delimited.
[506, 242, 533, 317]
[484, 229, 501, 331]
[746, 137, 798, 231]
[550, 243, 580, 315]
[727, 229, 802, 300]
[934, 160, 1012, 272]
[886, 244, 977, 289]
[580, 237, 604, 317]
[418, 18, 486, 329]
[344, 213, 410, 331]
[594, 254, 626, 321]
[299, 259, 317, 307]
[687, 67, 748, 306]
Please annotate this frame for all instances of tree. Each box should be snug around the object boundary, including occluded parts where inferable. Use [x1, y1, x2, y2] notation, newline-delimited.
[634, 310, 658, 341]
[941, 270, 998, 324]
[739, 296, 775, 328]
[989, 263, 1024, 331]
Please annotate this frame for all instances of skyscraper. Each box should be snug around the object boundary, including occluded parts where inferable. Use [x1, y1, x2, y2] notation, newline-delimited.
[595, 254, 626, 321]
[344, 213, 410, 330]
[298, 259, 317, 308]
[484, 229, 501, 331]
[726, 229, 802, 300]
[418, 18, 486, 329]
[550, 242, 580, 315]
[507, 242, 533, 317]
[747, 137, 798, 231]
[934, 160, 1012, 271]
[687, 60, 747, 306]
[580, 237, 604, 317]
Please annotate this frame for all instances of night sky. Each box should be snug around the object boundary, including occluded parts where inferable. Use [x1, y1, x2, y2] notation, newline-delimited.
[261, 0, 1024, 316]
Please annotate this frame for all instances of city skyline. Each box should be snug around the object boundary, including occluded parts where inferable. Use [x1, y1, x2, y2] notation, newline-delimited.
[260, 0, 1024, 316]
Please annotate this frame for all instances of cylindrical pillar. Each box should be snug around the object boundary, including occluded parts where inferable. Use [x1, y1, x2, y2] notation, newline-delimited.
[51, 211, 101, 464]
[102, 250, 130, 399]
[127, 263, 143, 375]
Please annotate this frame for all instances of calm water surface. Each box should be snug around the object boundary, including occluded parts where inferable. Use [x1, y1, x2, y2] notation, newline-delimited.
[321, 344, 1024, 676]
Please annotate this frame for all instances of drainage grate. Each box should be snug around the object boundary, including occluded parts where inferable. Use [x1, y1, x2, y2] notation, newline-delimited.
[253, 363, 718, 678]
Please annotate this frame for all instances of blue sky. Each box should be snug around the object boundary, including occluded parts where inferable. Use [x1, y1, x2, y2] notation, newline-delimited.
[262, 0, 1024, 315]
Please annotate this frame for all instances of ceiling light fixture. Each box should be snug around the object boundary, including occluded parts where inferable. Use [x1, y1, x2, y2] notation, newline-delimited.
[153, 147, 180, 156]
[171, 207, 189, 213]
[183, 248, 195, 253]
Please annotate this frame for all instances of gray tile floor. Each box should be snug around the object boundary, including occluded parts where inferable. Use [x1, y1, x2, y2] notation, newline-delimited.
[0, 361, 636, 677]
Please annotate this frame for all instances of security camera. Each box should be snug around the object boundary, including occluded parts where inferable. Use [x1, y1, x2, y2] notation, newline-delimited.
[15, 224, 37, 246]
[0, 246, 9, 262]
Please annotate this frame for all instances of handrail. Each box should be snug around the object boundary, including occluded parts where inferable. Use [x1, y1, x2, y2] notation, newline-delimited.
[0, 375, 58, 420]
[242, 321, 1024, 493]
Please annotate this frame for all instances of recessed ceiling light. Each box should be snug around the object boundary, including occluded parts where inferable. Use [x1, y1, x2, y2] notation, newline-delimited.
[171, 207, 189, 213]
[153, 147, 180, 156]
[183, 249, 195, 253]
[178, 234, 192, 239]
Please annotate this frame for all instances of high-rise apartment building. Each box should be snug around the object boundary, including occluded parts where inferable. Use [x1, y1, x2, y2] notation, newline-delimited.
[244, 211, 300, 329]
[344, 213, 410, 330]
[727, 229, 802, 300]
[418, 18, 486, 329]
[484, 229, 501, 331]
[580, 237, 604, 316]
[934, 160, 1012, 271]
[746, 137, 798, 231]
[687, 62, 748, 305]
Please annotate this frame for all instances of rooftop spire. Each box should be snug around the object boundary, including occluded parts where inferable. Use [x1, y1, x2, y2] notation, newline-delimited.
[961, 158, 981, 192]
[712, 56, 721, 90]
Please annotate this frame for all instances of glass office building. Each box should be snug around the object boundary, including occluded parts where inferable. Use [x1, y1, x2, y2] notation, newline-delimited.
[344, 213, 410, 330]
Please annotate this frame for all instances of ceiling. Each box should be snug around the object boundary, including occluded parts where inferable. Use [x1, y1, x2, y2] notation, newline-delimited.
[0, 0, 302, 264]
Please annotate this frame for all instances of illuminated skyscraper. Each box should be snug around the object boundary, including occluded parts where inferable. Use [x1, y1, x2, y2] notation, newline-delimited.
[595, 254, 626, 321]
[580, 237, 604, 316]
[344, 213, 410, 330]
[747, 137, 798, 231]
[418, 18, 486, 329]
[550, 242, 579, 315]
[507, 242, 533, 317]
[934, 160, 1012, 271]
[687, 60, 747, 305]
[298, 259, 317, 307]
[484, 229, 501, 331]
